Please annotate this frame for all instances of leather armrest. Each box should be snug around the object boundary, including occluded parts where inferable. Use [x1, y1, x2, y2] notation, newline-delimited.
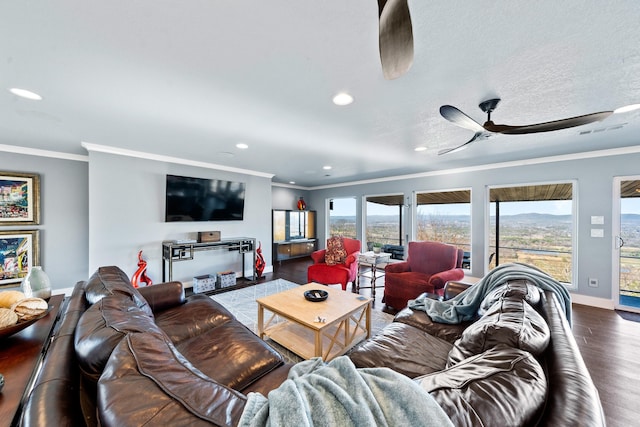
[442, 280, 474, 300]
[138, 281, 185, 313]
[310, 249, 326, 264]
[385, 261, 410, 273]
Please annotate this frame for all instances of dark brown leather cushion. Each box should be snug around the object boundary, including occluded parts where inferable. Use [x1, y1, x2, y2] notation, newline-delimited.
[84, 266, 153, 316]
[174, 320, 285, 391]
[394, 307, 472, 344]
[417, 346, 547, 427]
[348, 322, 453, 378]
[98, 332, 247, 427]
[74, 295, 161, 383]
[448, 293, 550, 366]
[153, 294, 234, 345]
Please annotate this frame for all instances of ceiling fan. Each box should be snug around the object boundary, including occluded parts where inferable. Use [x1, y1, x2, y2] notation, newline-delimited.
[377, 0, 414, 80]
[438, 98, 614, 155]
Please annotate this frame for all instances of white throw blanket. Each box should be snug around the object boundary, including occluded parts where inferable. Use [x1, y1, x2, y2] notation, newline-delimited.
[239, 356, 453, 427]
[408, 262, 572, 325]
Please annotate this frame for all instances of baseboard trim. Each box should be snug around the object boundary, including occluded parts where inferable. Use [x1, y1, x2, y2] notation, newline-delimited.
[571, 293, 614, 310]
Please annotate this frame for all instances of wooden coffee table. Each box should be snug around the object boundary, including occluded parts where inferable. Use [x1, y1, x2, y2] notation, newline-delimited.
[257, 283, 371, 361]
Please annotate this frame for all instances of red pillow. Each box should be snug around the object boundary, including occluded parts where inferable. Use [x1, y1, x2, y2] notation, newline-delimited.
[325, 236, 347, 265]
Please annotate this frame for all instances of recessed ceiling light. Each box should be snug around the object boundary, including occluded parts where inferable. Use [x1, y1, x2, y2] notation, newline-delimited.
[332, 92, 354, 106]
[8, 88, 42, 100]
[414, 146, 427, 152]
[289, 181, 296, 185]
[236, 143, 248, 149]
[323, 165, 332, 170]
[614, 104, 640, 114]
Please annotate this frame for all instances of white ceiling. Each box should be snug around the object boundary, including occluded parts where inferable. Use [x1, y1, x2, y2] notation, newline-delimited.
[1, 1, 639, 187]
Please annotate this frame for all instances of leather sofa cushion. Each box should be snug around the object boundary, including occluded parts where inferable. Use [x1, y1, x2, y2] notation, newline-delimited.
[348, 322, 453, 378]
[98, 332, 247, 427]
[175, 320, 285, 391]
[153, 294, 234, 345]
[478, 279, 541, 315]
[74, 295, 161, 383]
[448, 293, 550, 366]
[394, 307, 472, 344]
[84, 266, 153, 316]
[417, 346, 547, 427]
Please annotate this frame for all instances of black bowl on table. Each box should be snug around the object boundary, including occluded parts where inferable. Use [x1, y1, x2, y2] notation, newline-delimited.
[304, 289, 328, 302]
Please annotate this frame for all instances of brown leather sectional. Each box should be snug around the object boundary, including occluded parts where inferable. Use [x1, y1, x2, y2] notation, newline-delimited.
[21, 266, 292, 426]
[20, 267, 605, 426]
[349, 280, 606, 426]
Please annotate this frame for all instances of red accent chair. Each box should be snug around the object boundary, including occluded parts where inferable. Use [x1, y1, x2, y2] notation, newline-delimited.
[307, 238, 361, 291]
[383, 241, 464, 310]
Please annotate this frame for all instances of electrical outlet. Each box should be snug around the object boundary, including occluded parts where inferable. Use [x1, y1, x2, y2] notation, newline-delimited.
[589, 278, 598, 288]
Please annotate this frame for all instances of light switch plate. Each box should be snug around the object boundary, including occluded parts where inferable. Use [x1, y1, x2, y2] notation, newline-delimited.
[591, 216, 604, 225]
[591, 228, 604, 238]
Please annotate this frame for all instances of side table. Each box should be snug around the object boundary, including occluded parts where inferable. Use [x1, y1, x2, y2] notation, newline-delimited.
[355, 251, 391, 298]
[0, 294, 65, 426]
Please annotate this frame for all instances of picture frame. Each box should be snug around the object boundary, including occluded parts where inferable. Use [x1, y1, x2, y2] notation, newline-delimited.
[0, 230, 40, 287]
[0, 172, 40, 225]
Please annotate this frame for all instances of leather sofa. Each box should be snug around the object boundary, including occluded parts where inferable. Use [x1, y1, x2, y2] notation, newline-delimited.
[21, 266, 292, 427]
[349, 280, 606, 426]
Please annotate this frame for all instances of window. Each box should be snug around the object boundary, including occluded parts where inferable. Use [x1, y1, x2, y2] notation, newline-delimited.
[365, 195, 404, 250]
[489, 183, 574, 284]
[328, 197, 357, 239]
[415, 190, 471, 268]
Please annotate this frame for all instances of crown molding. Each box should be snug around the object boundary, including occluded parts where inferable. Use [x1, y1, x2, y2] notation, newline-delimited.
[306, 144, 640, 190]
[81, 142, 275, 179]
[0, 144, 88, 162]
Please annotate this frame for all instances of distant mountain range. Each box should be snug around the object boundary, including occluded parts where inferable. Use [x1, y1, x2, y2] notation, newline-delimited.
[332, 213, 640, 225]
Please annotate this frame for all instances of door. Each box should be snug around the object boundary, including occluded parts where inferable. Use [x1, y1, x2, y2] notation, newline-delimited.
[613, 177, 640, 312]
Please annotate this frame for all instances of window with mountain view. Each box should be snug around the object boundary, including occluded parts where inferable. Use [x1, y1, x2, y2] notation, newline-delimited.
[489, 183, 574, 284]
[328, 197, 357, 239]
[416, 190, 471, 268]
[365, 195, 404, 250]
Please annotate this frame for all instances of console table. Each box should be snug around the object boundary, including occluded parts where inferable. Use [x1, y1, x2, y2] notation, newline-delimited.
[161, 237, 256, 286]
[0, 294, 65, 427]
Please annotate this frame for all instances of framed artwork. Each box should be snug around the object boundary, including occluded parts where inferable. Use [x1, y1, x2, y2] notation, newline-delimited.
[0, 172, 40, 225]
[0, 230, 40, 287]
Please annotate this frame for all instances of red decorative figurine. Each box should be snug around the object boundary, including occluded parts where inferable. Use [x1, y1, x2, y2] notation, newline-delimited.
[132, 250, 153, 287]
[255, 242, 266, 279]
[297, 196, 306, 210]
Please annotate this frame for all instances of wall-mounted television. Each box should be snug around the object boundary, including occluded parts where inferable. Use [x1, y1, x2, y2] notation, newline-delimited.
[165, 174, 245, 222]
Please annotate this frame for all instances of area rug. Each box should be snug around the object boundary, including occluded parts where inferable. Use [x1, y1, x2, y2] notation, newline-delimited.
[211, 279, 394, 363]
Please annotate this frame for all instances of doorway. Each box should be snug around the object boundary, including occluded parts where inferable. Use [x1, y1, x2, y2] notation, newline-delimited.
[613, 178, 640, 312]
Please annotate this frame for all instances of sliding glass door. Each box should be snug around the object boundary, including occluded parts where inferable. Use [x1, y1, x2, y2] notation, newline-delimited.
[614, 178, 640, 311]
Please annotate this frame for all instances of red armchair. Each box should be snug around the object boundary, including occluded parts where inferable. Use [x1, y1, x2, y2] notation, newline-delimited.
[383, 241, 464, 310]
[307, 237, 361, 291]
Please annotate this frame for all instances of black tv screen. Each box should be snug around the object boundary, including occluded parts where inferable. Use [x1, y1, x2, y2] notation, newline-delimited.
[165, 175, 245, 222]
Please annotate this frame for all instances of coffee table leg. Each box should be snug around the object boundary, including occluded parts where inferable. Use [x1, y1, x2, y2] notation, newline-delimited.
[366, 303, 371, 339]
[315, 330, 322, 358]
[258, 304, 264, 339]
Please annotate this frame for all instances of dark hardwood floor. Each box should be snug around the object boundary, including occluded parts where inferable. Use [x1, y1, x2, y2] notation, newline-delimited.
[271, 258, 640, 427]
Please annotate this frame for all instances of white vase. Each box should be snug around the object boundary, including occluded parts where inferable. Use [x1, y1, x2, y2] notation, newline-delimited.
[22, 266, 52, 300]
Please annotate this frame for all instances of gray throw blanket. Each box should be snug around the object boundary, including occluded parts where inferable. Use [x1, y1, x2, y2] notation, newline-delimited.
[408, 263, 572, 325]
[239, 356, 453, 427]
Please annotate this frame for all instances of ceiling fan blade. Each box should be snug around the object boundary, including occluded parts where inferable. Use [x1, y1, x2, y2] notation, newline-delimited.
[438, 132, 486, 155]
[440, 105, 486, 132]
[378, 0, 414, 80]
[483, 111, 614, 135]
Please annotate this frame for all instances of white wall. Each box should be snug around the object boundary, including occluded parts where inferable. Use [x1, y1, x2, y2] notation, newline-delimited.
[87, 151, 272, 285]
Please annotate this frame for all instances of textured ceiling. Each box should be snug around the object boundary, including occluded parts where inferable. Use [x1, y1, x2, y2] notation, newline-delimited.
[1, 1, 639, 187]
